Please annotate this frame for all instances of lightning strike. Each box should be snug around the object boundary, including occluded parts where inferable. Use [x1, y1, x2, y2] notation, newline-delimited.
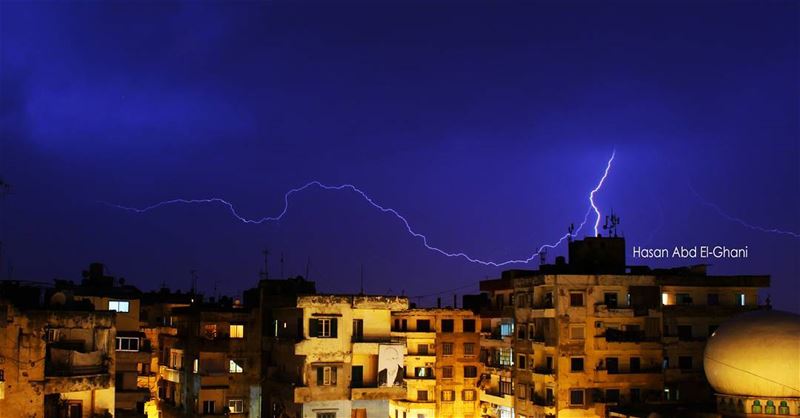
[689, 184, 800, 239]
[104, 152, 617, 266]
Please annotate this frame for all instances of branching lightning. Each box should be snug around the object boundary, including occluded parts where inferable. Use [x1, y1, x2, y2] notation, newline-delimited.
[689, 184, 800, 239]
[104, 152, 617, 266]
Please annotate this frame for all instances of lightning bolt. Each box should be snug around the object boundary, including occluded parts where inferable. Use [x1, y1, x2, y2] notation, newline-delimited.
[104, 152, 617, 266]
[689, 184, 800, 239]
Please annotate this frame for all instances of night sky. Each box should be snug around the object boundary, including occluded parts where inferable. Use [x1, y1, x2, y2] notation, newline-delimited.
[1, 1, 798, 311]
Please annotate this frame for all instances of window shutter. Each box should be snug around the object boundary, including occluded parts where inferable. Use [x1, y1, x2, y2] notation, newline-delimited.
[331, 318, 338, 337]
[309, 318, 319, 337]
[331, 367, 337, 384]
[316, 367, 324, 385]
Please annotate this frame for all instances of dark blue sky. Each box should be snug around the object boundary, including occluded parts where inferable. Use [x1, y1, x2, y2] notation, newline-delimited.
[1, 1, 798, 311]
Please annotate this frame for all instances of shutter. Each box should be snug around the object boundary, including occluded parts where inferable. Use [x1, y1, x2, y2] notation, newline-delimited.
[331, 367, 337, 384]
[309, 319, 319, 338]
[331, 318, 338, 338]
[316, 367, 324, 385]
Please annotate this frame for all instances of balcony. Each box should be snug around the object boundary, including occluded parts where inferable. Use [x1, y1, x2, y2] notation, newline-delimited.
[532, 395, 556, 407]
[161, 366, 182, 383]
[46, 348, 108, 377]
[480, 390, 514, 408]
[350, 385, 406, 400]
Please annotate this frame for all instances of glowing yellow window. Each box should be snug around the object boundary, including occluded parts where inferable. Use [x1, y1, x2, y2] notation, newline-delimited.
[230, 324, 244, 338]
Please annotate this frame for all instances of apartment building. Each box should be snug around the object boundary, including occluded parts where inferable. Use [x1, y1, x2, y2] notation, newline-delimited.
[0, 282, 116, 418]
[263, 294, 409, 418]
[477, 236, 769, 418]
[390, 308, 483, 418]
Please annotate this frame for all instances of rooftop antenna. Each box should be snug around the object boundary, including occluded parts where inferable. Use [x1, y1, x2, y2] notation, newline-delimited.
[261, 249, 270, 279]
[603, 211, 620, 237]
[359, 264, 365, 295]
[190, 270, 198, 294]
[567, 223, 575, 243]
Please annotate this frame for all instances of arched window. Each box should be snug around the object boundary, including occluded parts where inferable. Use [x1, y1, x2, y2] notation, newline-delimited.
[753, 400, 763, 414]
[778, 401, 789, 415]
[766, 400, 776, 414]
[737, 399, 744, 412]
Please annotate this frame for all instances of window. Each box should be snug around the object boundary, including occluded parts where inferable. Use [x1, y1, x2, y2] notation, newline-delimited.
[441, 390, 455, 402]
[606, 389, 620, 403]
[228, 399, 244, 414]
[463, 343, 475, 356]
[229, 324, 244, 338]
[630, 357, 641, 373]
[309, 317, 338, 338]
[464, 366, 478, 378]
[738, 293, 746, 306]
[116, 337, 139, 352]
[528, 324, 535, 340]
[229, 359, 244, 373]
[678, 356, 693, 370]
[462, 319, 476, 332]
[317, 366, 337, 385]
[353, 319, 364, 340]
[441, 319, 454, 333]
[498, 348, 513, 366]
[630, 388, 641, 402]
[202, 400, 215, 415]
[442, 342, 453, 355]
[517, 324, 527, 339]
[317, 413, 336, 418]
[416, 319, 430, 332]
[414, 367, 433, 378]
[676, 293, 692, 305]
[108, 300, 129, 313]
[570, 357, 584, 372]
[204, 324, 218, 339]
[570, 389, 584, 405]
[569, 325, 585, 340]
[518, 355, 526, 369]
[499, 378, 513, 395]
[765, 400, 776, 414]
[462, 390, 476, 401]
[546, 388, 555, 405]
[752, 400, 762, 414]
[661, 292, 669, 305]
[779, 401, 790, 414]
[569, 292, 584, 307]
[193, 359, 198, 374]
[500, 321, 513, 337]
[604, 292, 618, 308]
[442, 366, 453, 378]
[707, 293, 719, 305]
[678, 325, 693, 340]
[0, 369, 4, 381]
[517, 383, 527, 400]
[417, 390, 428, 401]
[606, 357, 619, 374]
[417, 344, 428, 355]
[351, 365, 363, 387]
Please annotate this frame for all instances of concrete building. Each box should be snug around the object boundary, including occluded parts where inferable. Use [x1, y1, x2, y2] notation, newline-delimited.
[263, 293, 409, 418]
[476, 236, 769, 418]
[0, 282, 116, 418]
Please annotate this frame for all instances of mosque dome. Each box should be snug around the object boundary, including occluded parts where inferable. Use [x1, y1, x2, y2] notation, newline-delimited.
[704, 310, 800, 398]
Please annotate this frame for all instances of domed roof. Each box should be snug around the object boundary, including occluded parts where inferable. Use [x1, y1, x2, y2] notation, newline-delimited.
[704, 310, 800, 398]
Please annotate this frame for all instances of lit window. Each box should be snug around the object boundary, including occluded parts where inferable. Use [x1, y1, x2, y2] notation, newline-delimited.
[498, 348, 513, 366]
[228, 399, 244, 414]
[441, 390, 454, 402]
[204, 324, 218, 339]
[517, 383, 527, 400]
[319, 318, 333, 337]
[462, 389, 475, 401]
[108, 300, 129, 312]
[661, 292, 669, 306]
[229, 359, 244, 373]
[738, 293, 746, 306]
[115, 337, 139, 352]
[500, 322, 513, 337]
[193, 359, 198, 374]
[230, 324, 244, 339]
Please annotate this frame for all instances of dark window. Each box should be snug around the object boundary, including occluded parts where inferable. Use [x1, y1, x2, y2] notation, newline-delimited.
[630, 388, 641, 402]
[604, 292, 618, 308]
[676, 293, 693, 305]
[353, 319, 364, 341]
[570, 357, 584, 372]
[707, 293, 720, 305]
[0, 369, 4, 381]
[202, 400, 215, 415]
[417, 390, 428, 401]
[678, 356, 693, 370]
[351, 365, 363, 387]
[441, 319, 454, 333]
[678, 325, 693, 341]
[546, 388, 555, 405]
[606, 357, 619, 374]
[462, 319, 476, 332]
[570, 390, 584, 405]
[417, 344, 428, 355]
[517, 325, 526, 339]
[570, 292, 584, 307]
[416, 320, 430, 332]
[518, 355, 526, 369]
[630, 357, 641, 373]
[442, 366, 453, 378]
[463, 343, 475, 355]
[115, 372, 124, 388]
[546, 356, 553, 372]
[442, 342, 453, 355]
[606, 389, 620, 403]
[464, 366, 478, 378]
